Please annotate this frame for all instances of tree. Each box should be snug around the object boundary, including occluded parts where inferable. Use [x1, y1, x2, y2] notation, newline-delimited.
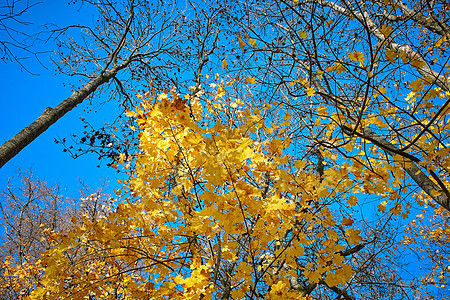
[0, 0, 230, 168]
[3, 0, 450, 298]
[0, 169, 112, 299]
[404, 204, 450, 299]
[7, 86, 422, 299]
[230, 0, 450, 212]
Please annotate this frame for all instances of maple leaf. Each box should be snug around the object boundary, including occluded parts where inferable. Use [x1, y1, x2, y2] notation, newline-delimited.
[383, 48, 396, 62]
[435, 36, 447, 47]
[398, 50, 409, 63]
[347, 195, 358, 206]
[342, 217, 354, 226]
[348, 51, 365, 66]
[299, 30, 308, 38]
[377, 199, 388, 212]
[325, 272, 342, 287]
[345, 228, 362, 245]
[306, 87, 316, 97]
[379, 25, 393, 38]
[410, 57, 425, 68]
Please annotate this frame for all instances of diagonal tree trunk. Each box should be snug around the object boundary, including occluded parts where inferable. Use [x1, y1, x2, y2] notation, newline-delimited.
[0, 62, 130, 169]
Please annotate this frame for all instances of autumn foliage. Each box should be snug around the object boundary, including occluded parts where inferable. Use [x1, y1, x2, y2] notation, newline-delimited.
[12, 87, 366, 298]
[3, 0, 450, 298]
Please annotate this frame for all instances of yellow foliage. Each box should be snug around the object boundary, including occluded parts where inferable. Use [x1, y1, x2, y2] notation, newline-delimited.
[348, 51, 365, 67]
[245, 76, 256, 84]
[24, 86, 369, 299]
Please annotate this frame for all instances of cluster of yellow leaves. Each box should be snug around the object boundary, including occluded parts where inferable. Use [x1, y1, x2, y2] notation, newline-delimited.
[25, 86, 368, 299]
[0, 256, 43, 298]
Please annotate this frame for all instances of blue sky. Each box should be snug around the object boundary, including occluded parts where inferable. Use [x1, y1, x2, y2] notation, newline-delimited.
[0, 1, 447, 297]
[0, 0, 121, 196]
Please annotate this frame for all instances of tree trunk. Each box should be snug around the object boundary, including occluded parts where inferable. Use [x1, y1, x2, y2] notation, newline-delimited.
[0, 64, 127, 169]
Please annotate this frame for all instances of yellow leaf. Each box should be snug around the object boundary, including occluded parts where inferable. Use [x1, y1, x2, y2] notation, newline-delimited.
[409, 78, 424, 92]
[377, 199, 388, 212]
[410, 57, 425, 68]
[317, 106, 327, 116]
[347, 195, 358, 206]
[248, 38, 257, 47]
[294, 160, 306, 169]
[157, 93, 168, 100]
[222, 58, 227, 69]
[345, 228, 362, 245]
[271, 280, 286, 292]
[379, 25, 393, 38]
[431, 190, 442, 197]
[435, 36, 447, 48]
[316, 70, 324, 80]
[306, 87, 316, 97]
[342, 217, 354, 226]
[335, 62, 346, 74]
[299, 30, 308, 39]
[398, 50, 409, 63]
[245, 76, 256, 84]
[348, 51, 365, 66]
[124, 110, 137, 117]
[325, 272, 344, 287]
[217, 85, 225, 98]
[328, 229, 339, 241]
[304, 269, 322, 283]
[238, 35, 245, 51]
[385, 48, 397, 62]
[390, 204, 402, 215]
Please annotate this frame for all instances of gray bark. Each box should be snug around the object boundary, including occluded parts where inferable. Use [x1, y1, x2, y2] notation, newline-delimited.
[0, 63, 129, 169]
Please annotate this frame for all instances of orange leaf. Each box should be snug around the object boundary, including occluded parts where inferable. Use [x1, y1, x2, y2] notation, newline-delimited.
[222, 58, 228, 69]
[342, 217, 354, 226]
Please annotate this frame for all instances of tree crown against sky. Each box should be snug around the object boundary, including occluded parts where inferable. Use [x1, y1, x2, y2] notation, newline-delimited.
[2, 0, 450, 299]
